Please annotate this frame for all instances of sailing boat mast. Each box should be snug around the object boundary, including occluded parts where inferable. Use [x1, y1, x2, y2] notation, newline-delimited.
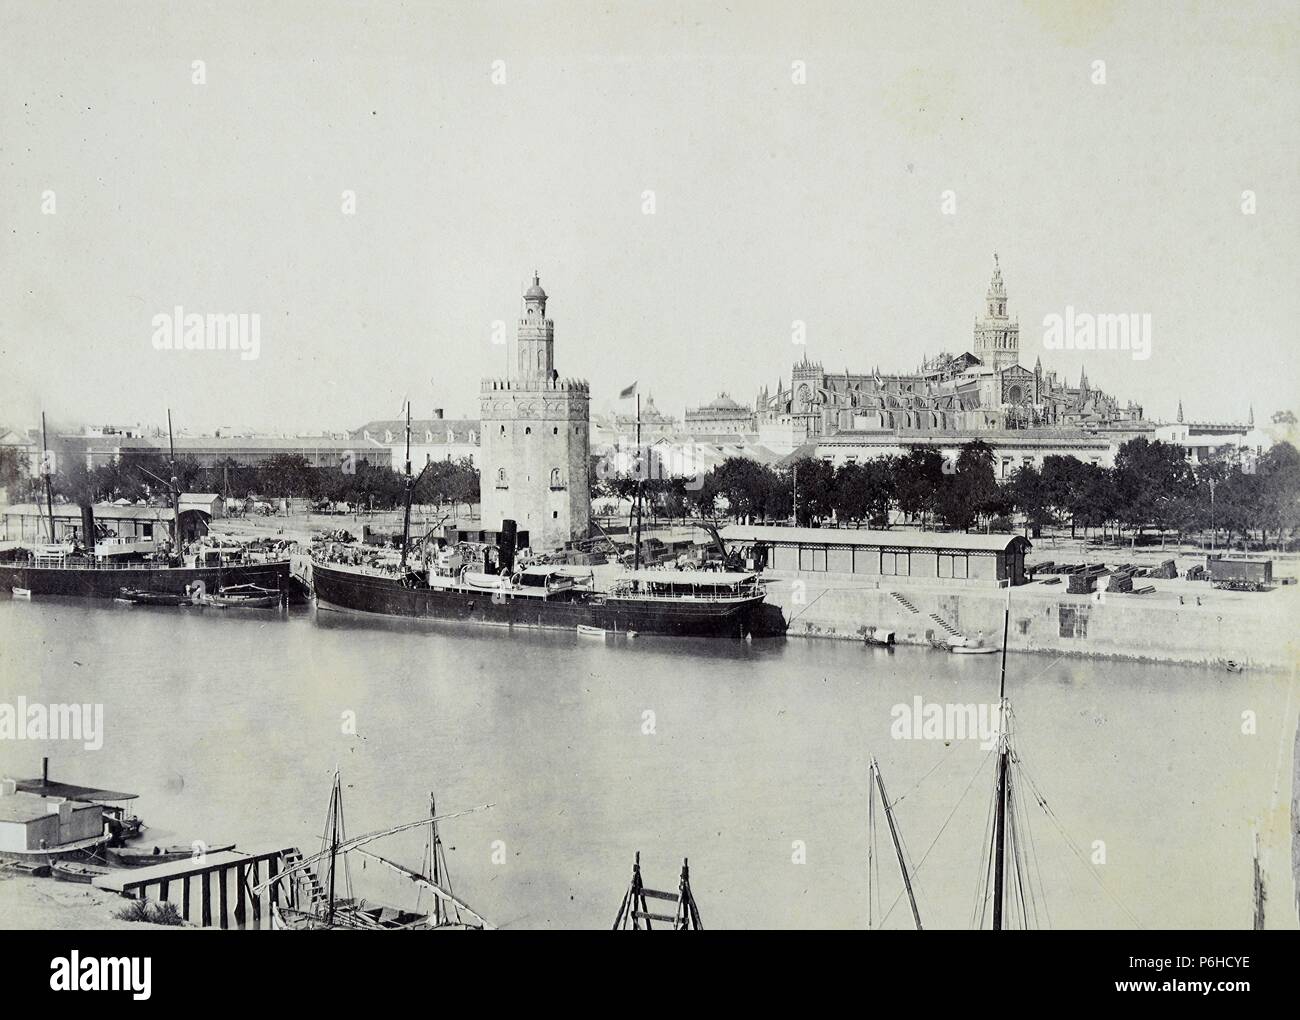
[40, 412, 56, 543]
[870, 756, 923, 930]
[400, 402, 414, 572]
[428, 792, 443, 927]
[326, 770, 342, 927]
[992, 590, 1012, 930]
[1252, 831, 1267, 930]
[633, 392, 642, 570]
[166, 409, 180, 552]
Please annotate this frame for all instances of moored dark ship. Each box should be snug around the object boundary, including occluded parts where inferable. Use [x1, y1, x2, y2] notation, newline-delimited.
[0, 547, 295, 601]
[311, 401, 765, 638]
[312, 553, 765, 639]
[2, 408, 298, 602]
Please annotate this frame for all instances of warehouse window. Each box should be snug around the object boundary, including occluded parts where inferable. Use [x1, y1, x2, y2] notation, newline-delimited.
[881, 551, 910, 576]
[937, 553, 968, 579]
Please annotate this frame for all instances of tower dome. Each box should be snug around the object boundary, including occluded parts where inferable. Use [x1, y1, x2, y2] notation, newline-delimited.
[524, 271, 547, 301]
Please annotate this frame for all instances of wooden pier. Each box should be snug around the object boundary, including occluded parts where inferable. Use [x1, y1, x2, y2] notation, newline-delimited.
[92, 845, 301, 929]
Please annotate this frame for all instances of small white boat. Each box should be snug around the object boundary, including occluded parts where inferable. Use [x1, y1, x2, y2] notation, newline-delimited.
[12, 587, 31, 599]
[576, 624, 607, 639]
[949, 637, 998, 655]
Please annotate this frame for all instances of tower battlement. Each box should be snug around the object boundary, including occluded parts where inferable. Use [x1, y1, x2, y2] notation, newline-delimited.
[480, 377, 590, 394]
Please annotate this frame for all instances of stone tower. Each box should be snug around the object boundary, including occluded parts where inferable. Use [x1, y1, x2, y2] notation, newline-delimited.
[479, 273, 590, 551]
[973, 253, 1020, 373]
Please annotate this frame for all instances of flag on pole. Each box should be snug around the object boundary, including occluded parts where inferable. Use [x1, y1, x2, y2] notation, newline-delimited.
[619, 381, 638, 400]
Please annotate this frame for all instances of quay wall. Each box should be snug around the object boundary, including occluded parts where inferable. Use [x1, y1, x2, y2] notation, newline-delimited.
[756, 572, 1298, 669]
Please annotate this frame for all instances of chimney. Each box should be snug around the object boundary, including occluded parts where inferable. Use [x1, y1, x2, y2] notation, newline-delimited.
[0, 779, 16, 797]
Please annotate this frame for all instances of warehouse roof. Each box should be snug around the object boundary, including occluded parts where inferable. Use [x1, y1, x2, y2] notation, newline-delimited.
[720, 525, 1030, 553]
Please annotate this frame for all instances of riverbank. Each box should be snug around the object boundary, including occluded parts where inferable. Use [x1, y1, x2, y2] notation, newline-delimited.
[214, 516, 1297, 668]
[0, 872, 183, 930]
[753, 570, 1298, 668]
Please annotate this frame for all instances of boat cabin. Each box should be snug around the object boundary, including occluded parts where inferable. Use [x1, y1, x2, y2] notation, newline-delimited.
[607, 569, 762, 600]
[0, 782, 105, 854]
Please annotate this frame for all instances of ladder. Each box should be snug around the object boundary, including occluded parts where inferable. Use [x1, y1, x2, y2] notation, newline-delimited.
[612, 851, 703, 930]
[279, 848, 326, 912]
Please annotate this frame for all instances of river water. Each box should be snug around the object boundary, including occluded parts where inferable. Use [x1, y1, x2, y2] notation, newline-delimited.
[1, 596, 1295, 930]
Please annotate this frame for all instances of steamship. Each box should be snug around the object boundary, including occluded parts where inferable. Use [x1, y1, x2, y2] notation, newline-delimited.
[3, 409, 296, 602]
[311, 543, 766, 639]
[0, 548, 294, 601]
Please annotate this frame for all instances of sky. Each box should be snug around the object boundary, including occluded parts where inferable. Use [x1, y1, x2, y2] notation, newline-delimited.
[1, 0, 1297, 434]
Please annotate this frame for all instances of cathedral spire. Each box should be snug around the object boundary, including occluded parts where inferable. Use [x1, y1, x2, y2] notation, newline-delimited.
[1079, 366, 1089, 391]
[986, 252, 1007, 319]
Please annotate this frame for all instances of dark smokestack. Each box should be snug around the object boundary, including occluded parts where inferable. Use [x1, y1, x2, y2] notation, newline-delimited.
[81, 505, 95, 554]
[43, 757, 48, 785]
[498, 519, 517, 574]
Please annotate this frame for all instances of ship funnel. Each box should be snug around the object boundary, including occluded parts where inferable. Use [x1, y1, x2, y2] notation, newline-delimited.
[498, 519, 517, 574]
[81, 505, 96, 554]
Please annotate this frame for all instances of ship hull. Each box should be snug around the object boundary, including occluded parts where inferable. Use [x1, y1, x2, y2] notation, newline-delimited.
[312, 562, 761, 639]
[0, 559, 297, 601]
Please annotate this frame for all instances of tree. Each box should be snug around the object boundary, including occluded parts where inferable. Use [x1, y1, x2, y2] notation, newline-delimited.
[257, 454, 315, 497]
[0, 447, 22, 494]
[1256, 441, 1300, 547]
[860, 457, 896, 528]
[894, 447, 944, 527]
[833, 463, 872, 524]
[787, 456, 835, 525]
[711, 458, 786, 522]
[1113, 438, 1192, 547]
[1008, 464, 1054, 537]
[937, 440, 999, 530]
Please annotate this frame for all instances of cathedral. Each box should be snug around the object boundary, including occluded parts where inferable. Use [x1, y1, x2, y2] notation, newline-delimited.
[479, 274, 591, 551]
[758, 255, 1144, 442]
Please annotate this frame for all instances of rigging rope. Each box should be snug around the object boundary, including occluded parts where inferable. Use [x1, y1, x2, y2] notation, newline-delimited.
[879, 747, 995, 927]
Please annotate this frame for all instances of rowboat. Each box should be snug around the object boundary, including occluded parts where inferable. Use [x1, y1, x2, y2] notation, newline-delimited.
[52, 861, 114, 884]
[117, 587, 196, 607]
[950, 643, 999, 655]
[198, 584, 282, 609]
[947, 634, 999, 655]
[1, 860, 51, 878]
[576, 624, 607, 639]
[107, 842, 235, 867]
[12, 587, 31, 599]
[863, 627, 895, 647]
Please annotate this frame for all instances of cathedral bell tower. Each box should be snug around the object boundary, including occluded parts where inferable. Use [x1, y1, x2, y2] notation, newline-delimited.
[973, 253, 1020, 373]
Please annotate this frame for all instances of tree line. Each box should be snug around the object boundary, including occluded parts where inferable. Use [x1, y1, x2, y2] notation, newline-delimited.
[592, 438, 1300, 549]
[29, 450, 480, 514]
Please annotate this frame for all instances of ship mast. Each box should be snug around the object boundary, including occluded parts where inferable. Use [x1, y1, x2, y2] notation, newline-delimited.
[325, 769, 342, 927]
[633, 392, 642, 570]
[400, 402, 413, 572]
[992, 589, 1012, 930]
[429, 792, 442, 927]
[870, 756, 922, 930]
[40, 412, 56, 543]
[166, 409, 180, 552]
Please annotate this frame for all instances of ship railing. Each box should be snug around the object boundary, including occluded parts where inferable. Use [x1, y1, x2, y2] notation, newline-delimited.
[27, 553, 284, 570]
[604, 579, 765, 601]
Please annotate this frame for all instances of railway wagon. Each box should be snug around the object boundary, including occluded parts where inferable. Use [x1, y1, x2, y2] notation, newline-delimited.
[1207, 556, 1272, 592]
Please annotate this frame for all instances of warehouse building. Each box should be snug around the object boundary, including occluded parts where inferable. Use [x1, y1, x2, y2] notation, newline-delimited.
[720, 525, 1031, 587]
